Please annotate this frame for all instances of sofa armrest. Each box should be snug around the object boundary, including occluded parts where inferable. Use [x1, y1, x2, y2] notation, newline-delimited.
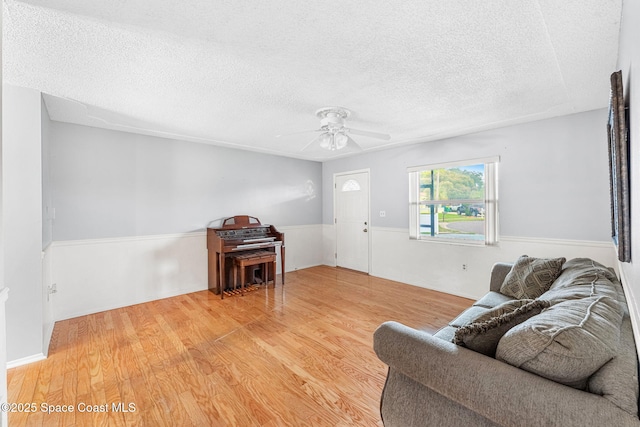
[489, 262, 512, 292]
[374, 321, 640, 427]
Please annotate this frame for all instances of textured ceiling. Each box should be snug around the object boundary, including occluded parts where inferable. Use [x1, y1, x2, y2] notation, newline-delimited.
[3, 0, 622, 160]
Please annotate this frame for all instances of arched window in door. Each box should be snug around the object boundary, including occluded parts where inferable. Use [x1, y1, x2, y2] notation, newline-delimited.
[341, 179, 361, 192]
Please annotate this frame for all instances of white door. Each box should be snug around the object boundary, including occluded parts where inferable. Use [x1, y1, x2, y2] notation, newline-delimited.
[335, 171, 369, 273]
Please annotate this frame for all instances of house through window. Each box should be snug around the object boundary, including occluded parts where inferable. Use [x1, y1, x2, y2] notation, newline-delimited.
[408, 157, 499, 245]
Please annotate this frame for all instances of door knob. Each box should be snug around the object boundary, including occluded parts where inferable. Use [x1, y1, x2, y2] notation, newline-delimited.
[363, 228, 368, 232]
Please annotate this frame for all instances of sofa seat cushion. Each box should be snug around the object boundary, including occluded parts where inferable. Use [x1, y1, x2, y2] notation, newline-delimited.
[433, 325, 457, 342]
[435, 294, 517, 343]
[453, 299, 550, 357]
[500, 255, 566, 299]
[496, 295, 624, 389]
[473, 291, 516, 309]
[448, 306, 493, 328]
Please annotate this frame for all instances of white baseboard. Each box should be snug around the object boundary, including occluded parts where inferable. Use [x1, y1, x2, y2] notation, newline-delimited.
[7, 353, 46, 369]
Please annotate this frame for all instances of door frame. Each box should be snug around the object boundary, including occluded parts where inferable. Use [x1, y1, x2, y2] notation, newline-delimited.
[333, 168, 371, 273]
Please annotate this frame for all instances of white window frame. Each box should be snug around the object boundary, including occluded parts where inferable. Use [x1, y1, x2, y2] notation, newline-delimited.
[408, 156, 499, 246]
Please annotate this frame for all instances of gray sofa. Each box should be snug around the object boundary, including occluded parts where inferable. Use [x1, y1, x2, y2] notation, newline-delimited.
[374, 257, 640, 426]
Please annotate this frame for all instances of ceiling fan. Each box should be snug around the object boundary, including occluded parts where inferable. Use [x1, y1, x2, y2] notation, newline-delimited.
[277, 107, 391, 152]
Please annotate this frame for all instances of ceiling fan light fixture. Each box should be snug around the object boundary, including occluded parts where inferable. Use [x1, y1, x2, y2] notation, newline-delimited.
[318, 131, 349, 151]
[318, 132, 333, 150]
[334, 132, 348, 150]
[286, 106, 391, 154]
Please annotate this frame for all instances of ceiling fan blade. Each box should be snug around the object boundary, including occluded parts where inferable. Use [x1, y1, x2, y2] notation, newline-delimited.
[276, 128, 322, 138]
[301, 134, 324, 152]
[347, 127, 391, 140]
[344, 135, 363, 151]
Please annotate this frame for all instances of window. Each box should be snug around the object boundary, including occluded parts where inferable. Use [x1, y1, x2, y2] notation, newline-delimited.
[341, 179, 361, 192]
[408, 157, 499, 245]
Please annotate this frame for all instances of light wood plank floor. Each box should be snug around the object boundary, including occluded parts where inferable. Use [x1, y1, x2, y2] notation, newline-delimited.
[7, 266, 472, 426]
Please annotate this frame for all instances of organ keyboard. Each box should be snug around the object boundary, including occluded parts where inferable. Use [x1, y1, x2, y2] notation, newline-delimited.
[206, 215, 285, 295]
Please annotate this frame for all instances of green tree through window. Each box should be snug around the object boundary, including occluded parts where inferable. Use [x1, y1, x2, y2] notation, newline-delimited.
[421, 168, 484, 202]
[408, 158, 499, 245]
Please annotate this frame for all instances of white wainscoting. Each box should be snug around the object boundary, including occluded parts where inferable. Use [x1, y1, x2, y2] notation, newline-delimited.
[279, 224, 324, 272]
[0, 288, 9, 427]
[322, 224, 337, 267]
[51, 225, 324, 321]
[5, 247, 55, 369]
[52, 232, 208, 321]
[322, 225, 617, 300]
[50, 224, 614, 320]
[617, 265, 640, 360]
[42, 245, 55, 356]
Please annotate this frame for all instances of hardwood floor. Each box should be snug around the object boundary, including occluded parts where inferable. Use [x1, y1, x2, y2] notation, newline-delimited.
[7, 266, 472, 426]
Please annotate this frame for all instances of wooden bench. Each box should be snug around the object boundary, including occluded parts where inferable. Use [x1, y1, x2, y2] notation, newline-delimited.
[232, 250, 278, 297]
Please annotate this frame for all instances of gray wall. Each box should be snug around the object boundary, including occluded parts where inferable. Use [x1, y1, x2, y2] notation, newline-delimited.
[323, 109, 611, 242]
[50, 122, 323, 241]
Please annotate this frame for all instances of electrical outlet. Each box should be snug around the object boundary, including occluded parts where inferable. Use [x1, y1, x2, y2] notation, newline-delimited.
[462, 264, 467, 271]
[379, 210, 386, 217]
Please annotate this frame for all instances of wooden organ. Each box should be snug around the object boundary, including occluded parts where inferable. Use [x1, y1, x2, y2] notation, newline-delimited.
[206, 215, 285, 296]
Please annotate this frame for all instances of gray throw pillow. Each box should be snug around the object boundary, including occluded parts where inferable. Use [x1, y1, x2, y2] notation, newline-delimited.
[500, 255, 566, 299]
[453, 299, 550, 357]
[496, 295, 623, 389]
